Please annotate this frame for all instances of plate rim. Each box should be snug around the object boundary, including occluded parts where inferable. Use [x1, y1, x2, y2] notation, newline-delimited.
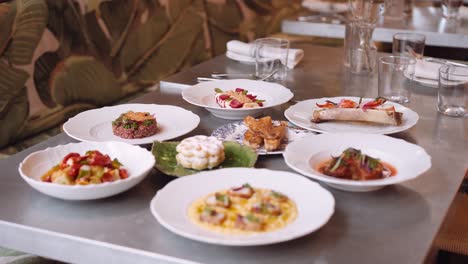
[150, 167, 335, 246]
[63, 103, 200, 145]
[284, 96, 420, 135]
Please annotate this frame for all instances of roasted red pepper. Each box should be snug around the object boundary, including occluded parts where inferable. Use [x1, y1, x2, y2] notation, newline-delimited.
[316, 100, 337, 108]
[362, 97, 387, 110]
[338, 99, 358, 108]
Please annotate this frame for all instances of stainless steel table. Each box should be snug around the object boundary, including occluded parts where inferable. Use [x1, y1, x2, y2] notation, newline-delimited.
[282, 6, 468, 48]
[1, 44, 467, 264]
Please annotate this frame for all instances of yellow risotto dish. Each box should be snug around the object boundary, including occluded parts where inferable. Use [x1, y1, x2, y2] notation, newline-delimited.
[188, 183, 297, 234]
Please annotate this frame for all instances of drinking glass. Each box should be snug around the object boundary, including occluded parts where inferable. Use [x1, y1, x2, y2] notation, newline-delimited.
[438, 65, 468, 117]
[348, 0, 386, 24]
[378, 56, 416, 103]
[392, 33, 426, 59]
[254, 38, 289, 81]
[441, 0, 462, 19]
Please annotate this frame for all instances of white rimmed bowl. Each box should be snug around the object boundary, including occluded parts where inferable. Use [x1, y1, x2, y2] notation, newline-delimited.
[182, 79, 294, 120]
[19, 141, 155, 200]
[283, 133, 431, 192]
[150, 168, 335, 246]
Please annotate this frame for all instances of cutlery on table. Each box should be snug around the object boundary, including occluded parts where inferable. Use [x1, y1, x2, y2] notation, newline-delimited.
[197, 70, 278, 82]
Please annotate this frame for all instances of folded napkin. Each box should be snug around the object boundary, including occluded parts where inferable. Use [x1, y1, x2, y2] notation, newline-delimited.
[226, 40, 304, 69]
[302, 0, 348, 14]
[414, 59, 442, 80]
[459, 6, 468, 20]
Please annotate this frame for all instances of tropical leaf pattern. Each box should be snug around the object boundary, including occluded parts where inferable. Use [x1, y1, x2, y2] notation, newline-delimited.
[0, 0, 304, 149]
[4, 0, 48, 65]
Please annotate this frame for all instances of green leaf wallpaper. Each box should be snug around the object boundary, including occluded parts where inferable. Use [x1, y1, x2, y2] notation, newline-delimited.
[0, 0, 303, 148]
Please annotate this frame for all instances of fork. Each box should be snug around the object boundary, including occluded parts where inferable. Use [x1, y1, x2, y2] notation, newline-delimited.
[197, 70, 278, 82]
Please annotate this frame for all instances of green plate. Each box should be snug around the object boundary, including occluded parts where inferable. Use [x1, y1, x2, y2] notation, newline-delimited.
[151, 141, 258, 177]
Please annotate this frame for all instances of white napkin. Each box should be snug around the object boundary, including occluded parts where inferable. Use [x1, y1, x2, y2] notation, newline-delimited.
[414, 60, 442, 80]
[302, 0, 348, 14]
[226, 40, 304, 69]
[459, 6, 468, 20]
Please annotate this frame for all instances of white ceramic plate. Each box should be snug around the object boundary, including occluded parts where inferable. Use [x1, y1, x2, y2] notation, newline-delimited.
[211, 120, 316, 155]
[18, 141, 155, 200]
[150, 168, 335, 246]
[283, 133, 431, 192]
[413, 76, 438, 88]
[63, 104, 200, 145]
[284, 96, 419, 134]
[181, 79, 294, 120]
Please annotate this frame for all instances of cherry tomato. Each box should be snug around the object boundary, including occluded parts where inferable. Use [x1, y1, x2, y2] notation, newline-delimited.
[119, 169, 128, 179]
[67, 164, 81, 179]
[102, 172, 114, 182]
[235, 88, 244, 93]
[61, 153, 80, 166]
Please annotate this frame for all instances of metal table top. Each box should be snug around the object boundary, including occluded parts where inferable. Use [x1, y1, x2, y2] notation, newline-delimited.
[1, 44, 467, 264]
[281, 6, 468, 48]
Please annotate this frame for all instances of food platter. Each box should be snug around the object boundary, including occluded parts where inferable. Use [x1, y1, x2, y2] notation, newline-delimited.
[211, 120, 315, 155]
[181, 79, 294, 120]
[283, 133, 431, 192]
[151, 141, 257, 177]
[18, 141, 155, 200]
[63, 104, 200, 145]
[284, 96, 419, 134]
[150, 168, 335, 246]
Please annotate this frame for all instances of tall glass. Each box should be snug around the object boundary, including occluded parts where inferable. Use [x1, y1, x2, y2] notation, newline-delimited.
[441, 0, 462, 19]
[438, 65, 468, 117]
[344, 0, 385, 74]
[348, 0, 385, 24]
[254, 38, 289, 81]
[378, 56, 416, 103]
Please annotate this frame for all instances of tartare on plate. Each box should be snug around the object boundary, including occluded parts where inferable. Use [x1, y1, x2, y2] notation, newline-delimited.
[112, 111, 157, 139]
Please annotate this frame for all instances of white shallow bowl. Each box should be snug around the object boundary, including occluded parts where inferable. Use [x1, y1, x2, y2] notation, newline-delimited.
[284, 96, 419, 134]
[182, 79, 294, 120]
[283, 133, 431, 192]
[63, 104, 200, 145]
[150, 168, 335, 246]
[19, 141, 155, 200]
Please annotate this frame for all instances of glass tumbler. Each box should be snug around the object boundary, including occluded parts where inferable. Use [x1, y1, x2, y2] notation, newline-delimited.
[254, 38, 289, 81]
[392, 33, 426, 59]
[441, 0, 462, 19]
[378, 56, 416, 103]
[438, 65, 468, 117]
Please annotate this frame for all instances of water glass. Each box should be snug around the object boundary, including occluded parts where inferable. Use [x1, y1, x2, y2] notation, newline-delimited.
[392, 33, 426, 59]
[438, 65, 468, 117]
[441, 0, 462, 19]
[254, 38, 289, 81]
[378, 56, 416, 103]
